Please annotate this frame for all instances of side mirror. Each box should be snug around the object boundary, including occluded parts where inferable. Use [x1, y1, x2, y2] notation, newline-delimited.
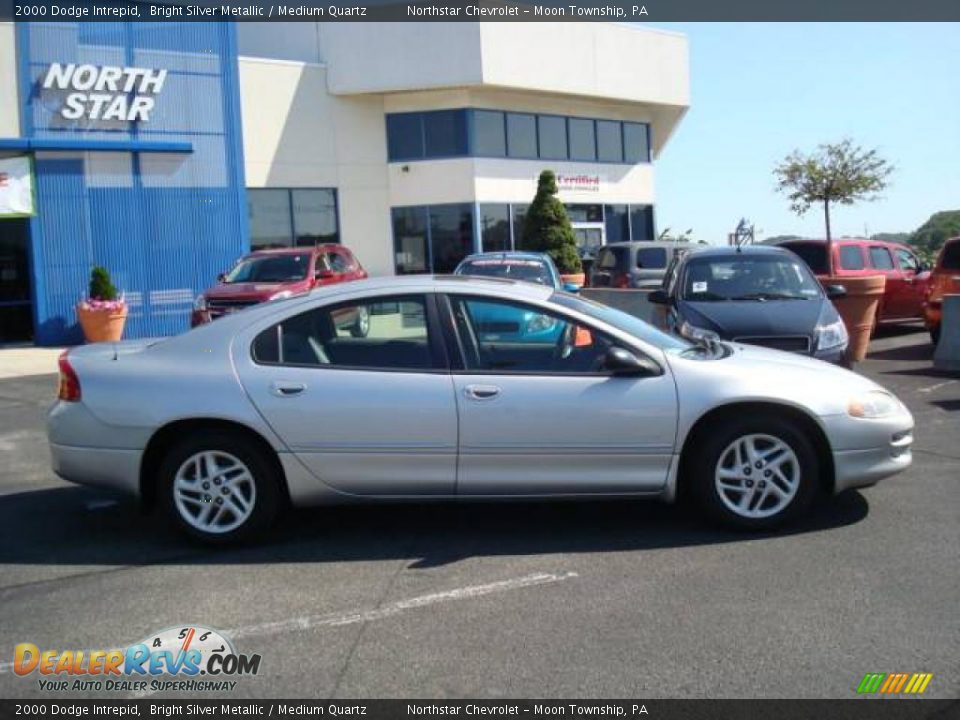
[217, 273, 226, 283]
[825, 284, 847, 299]
[602, 347, 661, 377]
[562, 282, 581, 293]
[648, 289, 671, 305]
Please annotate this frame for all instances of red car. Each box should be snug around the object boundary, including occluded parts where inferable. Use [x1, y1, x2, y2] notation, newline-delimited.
[924, 236, 960, 344]
[192, 245, 368, 328]
[778, 238, 931, 327]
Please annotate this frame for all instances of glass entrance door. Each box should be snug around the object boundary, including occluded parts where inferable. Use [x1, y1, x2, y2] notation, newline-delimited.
[0, 219, 33, 343]
[572, 223, 605, 276]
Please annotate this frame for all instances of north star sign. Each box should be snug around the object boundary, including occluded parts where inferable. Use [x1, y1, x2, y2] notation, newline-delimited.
[42, 63, 167, 122]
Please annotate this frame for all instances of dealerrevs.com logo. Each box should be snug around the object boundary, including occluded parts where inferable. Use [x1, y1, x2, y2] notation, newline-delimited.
[14, 626, 261, 693]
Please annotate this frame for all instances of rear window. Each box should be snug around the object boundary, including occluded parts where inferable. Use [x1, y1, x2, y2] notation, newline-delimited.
[941, 240, 960, 270]
[636, 248, 668, 269]
[839, 246, 866, 271]
[782, 243, 828, 274]
[457, 259, 552, 285]
[597, 247, 628, 270]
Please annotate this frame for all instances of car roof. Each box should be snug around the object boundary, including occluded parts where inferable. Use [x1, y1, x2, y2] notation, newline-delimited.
[602, 241, 688, 250]
[246, 245, 342, 257]
[680, 244, 795, 260]
[460, 251, 552, 263]
[778, 237, 907, 249]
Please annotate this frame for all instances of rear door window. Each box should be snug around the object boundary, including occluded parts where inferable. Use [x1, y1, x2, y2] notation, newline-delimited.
[839, 246, 866, 270]
[868, 246, 895, 270]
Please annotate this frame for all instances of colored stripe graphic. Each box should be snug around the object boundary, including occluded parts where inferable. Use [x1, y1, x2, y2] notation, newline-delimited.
[857, 673, 886, 694]
[857, 672, 933, 694]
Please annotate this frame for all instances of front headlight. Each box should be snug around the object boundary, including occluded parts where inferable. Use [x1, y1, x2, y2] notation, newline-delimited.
[193, 295, 207, 311]
[679, 320, 720, 344]
[268, 290, 293, 302]
[817, 318, 849, 351]
[848, 391, 900, 419]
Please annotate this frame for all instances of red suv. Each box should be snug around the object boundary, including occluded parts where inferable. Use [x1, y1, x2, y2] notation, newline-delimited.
[924, 236, 960, 344]
[192, 245, 367, 327]
[778, 238, 931, 326]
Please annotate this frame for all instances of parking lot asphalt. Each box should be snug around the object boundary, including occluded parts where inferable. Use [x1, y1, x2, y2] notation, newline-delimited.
[0, 326, 957, 700]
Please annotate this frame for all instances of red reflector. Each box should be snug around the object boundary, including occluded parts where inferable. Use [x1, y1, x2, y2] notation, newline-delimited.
[614, 274, 630, 288]
[57, 351, 81, 402]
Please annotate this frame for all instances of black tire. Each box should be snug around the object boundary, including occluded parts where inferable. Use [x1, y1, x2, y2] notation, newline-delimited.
[158, 430, 282, 544]
[688, 414, 819, 531]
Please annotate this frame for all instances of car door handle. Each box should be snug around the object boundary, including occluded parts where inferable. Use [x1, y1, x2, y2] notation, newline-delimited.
[464, 384, 501, 401]
[270, 381, 306, 397]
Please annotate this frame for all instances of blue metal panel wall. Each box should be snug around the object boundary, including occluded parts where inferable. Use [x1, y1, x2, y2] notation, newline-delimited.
[17, 22, 248, 345]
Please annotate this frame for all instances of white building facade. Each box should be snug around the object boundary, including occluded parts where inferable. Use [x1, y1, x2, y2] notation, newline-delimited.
[238, 22, 690, 276]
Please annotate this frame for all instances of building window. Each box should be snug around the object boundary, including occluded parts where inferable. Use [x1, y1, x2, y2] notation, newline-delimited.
[629, 205, 655, 241]
[424, 110, 468, 158]
[538, 115, 568, 160]
[623, 122, 651, 163]
[568, 118, 597, 161]
[248, 189, 339, 250]
[473, 110, 506, 157]
[513, 204, 531, 249]
[479, 204, 512, 252]
[597, 121, 624, 163]
[506, 113, 538, 159]
[386, 113, 424, 161]
[604, 204, 630, 242]
[392, 204, 475, 274]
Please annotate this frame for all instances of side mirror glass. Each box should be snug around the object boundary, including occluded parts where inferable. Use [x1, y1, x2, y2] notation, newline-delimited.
[648, 289, 670, 305]
[825, 284, 847, 299]
[562, 282, 581, 293]
[602, 347, 661, 377]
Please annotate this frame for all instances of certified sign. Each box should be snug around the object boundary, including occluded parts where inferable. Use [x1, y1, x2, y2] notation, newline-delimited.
[556, 173, 603, 193]
[42, 63, 167, 122]
[0, 156, 35, 217]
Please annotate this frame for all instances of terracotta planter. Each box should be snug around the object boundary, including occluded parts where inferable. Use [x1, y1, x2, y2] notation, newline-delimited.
[560, 273, 586, 287]
[823, 275, 886, 363]
[77, 304, 128, 343]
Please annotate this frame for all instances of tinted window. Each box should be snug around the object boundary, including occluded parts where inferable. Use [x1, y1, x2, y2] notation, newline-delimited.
[429, 204, 474, 274]
[568, 118, 597, 161]
[248, 190, 292, 250]
[784, 243, 828, 274]
[538, 115, 568, 159]
[479, 204, 511, 252]
[506, 113, 537, 158]
[895, 248, 919, 273]
[630, 205, 655, 241]
[869, 246, 895, 270]
[424, 110, 467, 157]
[623, 123, 650, 163]
[839, 245, 866, 270]
[473, 110, 506, 156]
[604, 205, 629, 243]
[513, 204, 531, 249]
[596, 120, 623, 163]
[393, 207, 429, 274]
[941, 240, 960, 270]
[552, 292, 690, 353]
[386, 114, 423, 160]
[226, 254, 311, 283]
[451, 296, 613, 374]
[292, 189, 338, 246]
[636, 248, 668, 269]
[253, 296, 434, 370]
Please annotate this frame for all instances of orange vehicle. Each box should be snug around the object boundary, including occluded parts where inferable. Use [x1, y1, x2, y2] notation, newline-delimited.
[924, 236, 960, 344]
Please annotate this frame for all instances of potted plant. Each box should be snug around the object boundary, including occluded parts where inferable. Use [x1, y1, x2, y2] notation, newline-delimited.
[77, 266, 127, 343]
[521, 170, 584, 286]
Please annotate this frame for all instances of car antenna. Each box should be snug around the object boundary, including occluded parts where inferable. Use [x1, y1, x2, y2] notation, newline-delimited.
[731, 218, 754, 254]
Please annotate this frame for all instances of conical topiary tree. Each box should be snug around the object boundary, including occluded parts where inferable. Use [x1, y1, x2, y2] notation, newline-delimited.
[520, 170, 583, 275]
[88, 266, 119, 301]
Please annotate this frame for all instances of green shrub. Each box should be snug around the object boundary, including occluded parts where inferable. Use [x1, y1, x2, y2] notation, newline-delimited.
[88, 266, 118, 301]
[520, 170, 583, 275]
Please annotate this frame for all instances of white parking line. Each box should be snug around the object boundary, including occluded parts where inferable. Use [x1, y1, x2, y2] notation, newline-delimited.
[0, 571, 578, 679]
[917, 380, 956, 394]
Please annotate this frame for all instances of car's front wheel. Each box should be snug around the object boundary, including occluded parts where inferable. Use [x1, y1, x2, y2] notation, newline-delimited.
[351, 306, 370, 338]
[159, 431, 281, 543]
[690, 415, 818, 530]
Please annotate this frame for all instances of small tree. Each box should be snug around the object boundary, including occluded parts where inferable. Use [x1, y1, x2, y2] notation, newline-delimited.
[774, 139, 893, 275]
[88, 266, 118, 301]
[521, 170, 582, 275]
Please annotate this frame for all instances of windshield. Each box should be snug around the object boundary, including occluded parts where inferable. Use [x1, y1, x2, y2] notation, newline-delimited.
[224, 254, 311, 283]
[457, 259, 553, 286]
[551, 292, 691, 353]
[682, 255, 822, 302]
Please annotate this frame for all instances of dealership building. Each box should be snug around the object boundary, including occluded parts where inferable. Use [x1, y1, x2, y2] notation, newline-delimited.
[0, 20, 689, 345]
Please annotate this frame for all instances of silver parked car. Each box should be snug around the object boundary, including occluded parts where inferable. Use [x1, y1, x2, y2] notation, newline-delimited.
[48, 276, 914, 543]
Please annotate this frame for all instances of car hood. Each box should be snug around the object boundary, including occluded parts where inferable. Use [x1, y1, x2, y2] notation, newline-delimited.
[204, 281, 306, 300]
[680, 298, 828, 338]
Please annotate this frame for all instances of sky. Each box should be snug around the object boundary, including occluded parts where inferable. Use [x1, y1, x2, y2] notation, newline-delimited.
[643, 22, 960, 244]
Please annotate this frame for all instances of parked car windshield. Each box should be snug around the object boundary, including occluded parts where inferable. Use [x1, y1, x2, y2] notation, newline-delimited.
[224, 253, 312, 283]
[551, 293, 691, 353]
[457, 258, 553, 286]
[682, 255, 822, 302]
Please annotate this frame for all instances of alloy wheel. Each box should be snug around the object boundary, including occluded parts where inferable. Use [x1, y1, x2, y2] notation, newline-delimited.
[714, 433, 800, 519]
[173, 451, 257, 534]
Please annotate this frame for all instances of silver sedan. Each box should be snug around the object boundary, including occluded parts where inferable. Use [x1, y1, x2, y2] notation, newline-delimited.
[48, 276, 914, 542]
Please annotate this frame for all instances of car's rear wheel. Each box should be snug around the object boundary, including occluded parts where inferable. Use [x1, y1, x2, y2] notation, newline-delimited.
[159, 431, 281, 543]
[690, 415, 818, 530]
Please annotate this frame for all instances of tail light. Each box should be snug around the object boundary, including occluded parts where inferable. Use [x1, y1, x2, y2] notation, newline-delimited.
[57, 351, 81, 402]
[614, 273, 630, 289]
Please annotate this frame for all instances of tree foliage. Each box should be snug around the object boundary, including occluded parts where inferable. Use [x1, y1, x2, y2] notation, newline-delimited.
[910, 210, 960, 256]
[521, 170, 582, 274]
[88, 266, 118, 301]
